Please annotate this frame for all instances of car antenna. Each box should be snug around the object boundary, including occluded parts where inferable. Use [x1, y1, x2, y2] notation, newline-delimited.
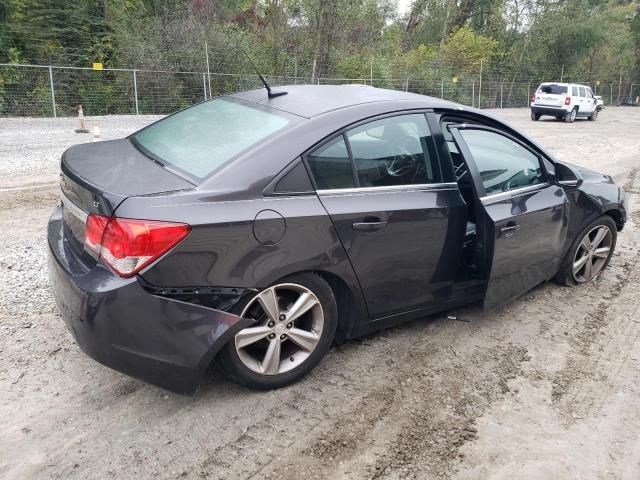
[239, 45, 287, 99]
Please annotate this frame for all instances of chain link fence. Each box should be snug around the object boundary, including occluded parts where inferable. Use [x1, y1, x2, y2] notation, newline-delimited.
[1, 63, 638, 117]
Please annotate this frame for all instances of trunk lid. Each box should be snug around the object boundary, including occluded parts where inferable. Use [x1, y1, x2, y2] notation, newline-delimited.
[59, 139, 194, 257]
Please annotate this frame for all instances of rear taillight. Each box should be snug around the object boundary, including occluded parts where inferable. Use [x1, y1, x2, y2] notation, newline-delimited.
[84, 214, 191, 277]
[564, 96, 571, 105]
[531, 95, 536, 102]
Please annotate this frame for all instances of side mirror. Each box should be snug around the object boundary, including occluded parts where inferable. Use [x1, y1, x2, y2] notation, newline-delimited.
[556, 162, 583, 188]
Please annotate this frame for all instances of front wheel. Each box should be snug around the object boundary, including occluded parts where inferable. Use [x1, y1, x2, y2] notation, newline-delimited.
[555, 216, 617, 286]
[588, 109, 599, 121]
[219, 273, 337, 389]
[531, 111, 540, 121]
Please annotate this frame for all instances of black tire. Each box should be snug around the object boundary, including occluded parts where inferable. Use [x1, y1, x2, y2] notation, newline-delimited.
[531, 111, 540, 121]
[219, 272, 337, 390]
[565, 107, 577, 123]
[555, 215, 617, 286]
[588, 109, 599, 121]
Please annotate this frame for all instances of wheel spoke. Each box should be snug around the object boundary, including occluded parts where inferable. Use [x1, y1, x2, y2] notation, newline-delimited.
[592, 227, 608, 249]
[287, 327, 320, 352]
[593, 246, 611, 259]
[235, 326, 272, 349]
[583, 256, 593, 280]
[573, 254, 589, 274]
[257, 287, 279, 322]
[580, 235, 591, 253]
[261, 339, 281, 374]
[285, 292, 318, 323]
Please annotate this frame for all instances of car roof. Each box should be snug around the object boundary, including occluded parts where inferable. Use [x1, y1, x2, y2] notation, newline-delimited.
[228, 84, 459, 118]
[539, 82, 590, 88]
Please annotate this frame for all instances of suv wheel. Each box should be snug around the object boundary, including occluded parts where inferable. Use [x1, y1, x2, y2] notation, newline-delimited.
[565, 107, 577, 123]
[531, 111, 540, 121]
[588, 109, 599, 121]
[220, 273, 337, 389]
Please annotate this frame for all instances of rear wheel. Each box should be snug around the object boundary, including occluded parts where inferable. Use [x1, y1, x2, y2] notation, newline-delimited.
[565, 107, 577, 123]
[220, 273, 337, 389]
[555, 216, 617, 286]
[531, 111, 540, 121]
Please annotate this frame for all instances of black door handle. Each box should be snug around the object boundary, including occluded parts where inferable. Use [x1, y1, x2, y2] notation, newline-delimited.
[353, 221, 388, 231]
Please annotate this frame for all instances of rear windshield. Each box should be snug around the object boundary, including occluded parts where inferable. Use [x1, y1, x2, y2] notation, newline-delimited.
[538, 84, 568, 95]
[132, 98, 292, 180]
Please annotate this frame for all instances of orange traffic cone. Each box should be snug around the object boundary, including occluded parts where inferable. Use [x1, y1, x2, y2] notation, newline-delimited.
[74, 105, 89, 133]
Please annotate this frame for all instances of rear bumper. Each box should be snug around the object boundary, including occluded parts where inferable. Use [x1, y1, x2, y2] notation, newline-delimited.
[47, 207, 252, 393]
[531, 105, 569, 116]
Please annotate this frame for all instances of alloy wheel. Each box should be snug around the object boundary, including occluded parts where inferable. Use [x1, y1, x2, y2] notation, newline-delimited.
[235, 283, 324, 375]
[570, 109, 577, 122]
[572, 225, 613, 283]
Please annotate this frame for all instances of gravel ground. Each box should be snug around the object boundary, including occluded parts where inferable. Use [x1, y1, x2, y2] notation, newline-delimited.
[1, 108, 640, 480]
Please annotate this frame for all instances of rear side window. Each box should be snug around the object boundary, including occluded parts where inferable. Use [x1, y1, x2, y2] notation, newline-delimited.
[346, 114, 438, 187]
[132, 99, 293, 180]
[459, 129, 544, 195]
[539, 84, 567, 95]
[307, 137, 356, 189]
[572, 86, 578, 96]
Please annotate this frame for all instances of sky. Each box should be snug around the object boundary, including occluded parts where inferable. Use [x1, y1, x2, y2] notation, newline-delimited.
[397, 0, 412, 16]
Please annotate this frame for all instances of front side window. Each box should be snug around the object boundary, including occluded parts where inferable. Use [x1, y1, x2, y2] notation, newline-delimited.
[132, 99, 293, 180]
[459, 129, 544, 195]
[579, 87, 586, 97]
[307, 136, 355, 190]
[346, 114, 438, 187]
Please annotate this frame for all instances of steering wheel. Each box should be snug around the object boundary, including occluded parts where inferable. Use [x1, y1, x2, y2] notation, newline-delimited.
[386, 146, 417, 177]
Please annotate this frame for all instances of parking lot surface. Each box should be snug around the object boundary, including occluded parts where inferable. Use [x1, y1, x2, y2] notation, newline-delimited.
[1, 108, 640, 479]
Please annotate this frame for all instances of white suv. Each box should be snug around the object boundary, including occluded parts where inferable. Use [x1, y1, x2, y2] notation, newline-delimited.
[530, 82, 599, 122]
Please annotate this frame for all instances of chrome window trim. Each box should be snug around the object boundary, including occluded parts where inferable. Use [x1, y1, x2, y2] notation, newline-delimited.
[317, 182, 458, 196]
[480, 183, 550, 205]
[60, 187, 88, 223]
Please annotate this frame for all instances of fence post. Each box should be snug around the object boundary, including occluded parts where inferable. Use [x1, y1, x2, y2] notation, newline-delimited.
[133, 70, 139, 115]
[48, 66, 57, 118]
[405, 78, 408, 92]
[471, 81, 475, 108]
[610, 84, 613, 105]
[440, 79, 444, 99]
[202, 73, 207, 100]
[527, 83, 531, 107]
[500, 83, 503, 109]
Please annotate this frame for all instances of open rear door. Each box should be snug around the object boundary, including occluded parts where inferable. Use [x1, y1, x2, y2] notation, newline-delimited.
[447, 124, 569, 310]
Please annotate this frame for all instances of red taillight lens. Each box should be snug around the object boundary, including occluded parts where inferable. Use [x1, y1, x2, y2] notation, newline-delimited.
[84, 214, 190, 277]
[564, 96, 571, 105]
[531, 95, 536, 102]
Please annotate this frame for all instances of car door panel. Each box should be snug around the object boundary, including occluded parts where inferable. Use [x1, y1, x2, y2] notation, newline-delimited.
[318, 186, 465, 318]
[448, 125, 569, 310]
[480, 186, 568, 308]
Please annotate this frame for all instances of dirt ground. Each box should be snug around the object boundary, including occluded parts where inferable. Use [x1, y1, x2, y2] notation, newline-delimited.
[1, 107, 639, 480]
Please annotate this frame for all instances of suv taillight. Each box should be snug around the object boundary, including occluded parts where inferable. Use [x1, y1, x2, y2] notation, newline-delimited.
[531, 95, 536, 102]
[85, 214, 191, 277]
[564, 96, 571, 105]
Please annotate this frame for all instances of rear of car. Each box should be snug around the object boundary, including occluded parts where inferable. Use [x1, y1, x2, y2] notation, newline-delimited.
[530, 83, 573, 119]
[47, 98, 296, 392]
